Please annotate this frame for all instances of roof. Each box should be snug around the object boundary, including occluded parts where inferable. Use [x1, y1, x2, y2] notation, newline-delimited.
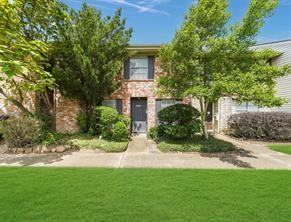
[128, 44, 161, 54]
[255, 39, 291, 47]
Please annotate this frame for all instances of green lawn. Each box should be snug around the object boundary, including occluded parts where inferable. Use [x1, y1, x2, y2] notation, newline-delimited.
[0, 168, 290, 222]
[157, 136, 235, 153]
[268, 144, 291, 155]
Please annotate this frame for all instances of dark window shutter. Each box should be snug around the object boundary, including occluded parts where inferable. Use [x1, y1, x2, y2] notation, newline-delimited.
[148, 56, 155, 80]
[155, 100, 162, 125]
[124, 59, 130, 79]
[116, 99, 123, 114]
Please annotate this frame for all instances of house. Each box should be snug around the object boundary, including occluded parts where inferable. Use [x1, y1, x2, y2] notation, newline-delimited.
[1, 40, 290, 134]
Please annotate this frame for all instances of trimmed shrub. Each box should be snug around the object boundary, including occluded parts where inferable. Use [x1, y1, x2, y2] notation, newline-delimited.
[227, 112, 291, 141]
[95, 106, 130, 141]
[147, 126, 160, 142]
[157, 104, 201, 139]
[112, 121, 129, 141]
[160, 125, 188, 139]
[118, 114, 131, 127]
[96, 106, 119, 139]
[0, 116, 43, 148]
[158, 103, 200, 124]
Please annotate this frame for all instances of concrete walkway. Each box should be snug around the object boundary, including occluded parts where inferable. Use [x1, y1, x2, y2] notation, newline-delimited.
[0, 134, 290, 169]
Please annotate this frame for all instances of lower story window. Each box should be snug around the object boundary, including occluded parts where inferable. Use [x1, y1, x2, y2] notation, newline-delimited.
[155, 99, 182, 125]
[102, 99, 123, 114]
[233, 101, 260, 113]
[102, 100, 116, 109]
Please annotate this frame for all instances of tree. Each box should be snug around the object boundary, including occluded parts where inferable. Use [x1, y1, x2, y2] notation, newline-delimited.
[0, 0, 67, 118]
[51, 4, 132, 131]
[158, 0, 290, 139]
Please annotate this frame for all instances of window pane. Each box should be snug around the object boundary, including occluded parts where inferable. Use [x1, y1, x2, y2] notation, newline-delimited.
[247, 102, 259, 112]
[102, 100, 116, 109]
[130, 57, 148, 80]
[234, 101, 247, 113]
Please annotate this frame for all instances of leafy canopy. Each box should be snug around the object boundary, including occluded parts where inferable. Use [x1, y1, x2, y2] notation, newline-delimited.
[52, 4, 132, 107]
[0, 0, 67, 116]
[158, 0, 290, 108]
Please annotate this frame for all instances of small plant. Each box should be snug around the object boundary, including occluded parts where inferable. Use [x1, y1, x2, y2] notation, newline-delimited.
[112, 121, 129, 141]
[0, 116, 43, 148]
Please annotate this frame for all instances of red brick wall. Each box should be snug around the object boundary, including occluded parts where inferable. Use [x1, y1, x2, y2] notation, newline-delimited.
[55, 93, 80, 133]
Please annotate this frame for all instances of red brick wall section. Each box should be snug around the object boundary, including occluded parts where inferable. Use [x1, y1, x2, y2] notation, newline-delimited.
[55, 94, 81, 133]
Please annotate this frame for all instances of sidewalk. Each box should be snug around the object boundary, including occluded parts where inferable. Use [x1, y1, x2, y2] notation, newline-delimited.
[0, 134, 290, 169]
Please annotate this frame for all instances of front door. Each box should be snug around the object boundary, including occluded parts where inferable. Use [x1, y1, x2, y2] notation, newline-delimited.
[131, 97, 147, 133]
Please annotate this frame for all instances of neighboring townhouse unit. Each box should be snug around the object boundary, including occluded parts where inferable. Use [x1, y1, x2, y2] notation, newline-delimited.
[1, 40, 290, 134]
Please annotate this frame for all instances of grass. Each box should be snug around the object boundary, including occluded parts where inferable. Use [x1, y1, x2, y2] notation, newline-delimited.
[70, 134, 128, 152]
[157, 136, 235, 153]
[0, 168, 290, 222]
[268, 144, 291, 155]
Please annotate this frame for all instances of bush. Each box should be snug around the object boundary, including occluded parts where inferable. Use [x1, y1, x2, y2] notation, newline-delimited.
[76, 111, 89, 133]
[147, 126, 160, 142]
[157, 104, 201, 139]
[118, 114, 131, 127]
[95, 106, 119, 139]
[0, 115, 9, 141]
[112, 121, 129, 141]
[0, 116, 43, 148]
[95, 106, 130, 141]
[227, 112, 291, 141]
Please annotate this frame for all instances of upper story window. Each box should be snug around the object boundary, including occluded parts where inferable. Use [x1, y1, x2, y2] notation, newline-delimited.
[130, 57, 148, 80]
[124, 56, 155, 80]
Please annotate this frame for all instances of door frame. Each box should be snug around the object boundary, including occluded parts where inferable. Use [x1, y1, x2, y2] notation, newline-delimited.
[130, 97, 148, 133]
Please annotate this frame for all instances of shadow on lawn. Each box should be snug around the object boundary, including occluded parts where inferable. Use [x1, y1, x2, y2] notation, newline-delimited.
[200, 148, 257, 168]
[0, 150, 74, 166]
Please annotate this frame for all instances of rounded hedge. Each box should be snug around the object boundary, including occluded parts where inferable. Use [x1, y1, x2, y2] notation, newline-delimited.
[157, 104, 201, 139]
[227, 112, 291, 141]
[158, 103, 200, 124]
[112, 121, 129, 141]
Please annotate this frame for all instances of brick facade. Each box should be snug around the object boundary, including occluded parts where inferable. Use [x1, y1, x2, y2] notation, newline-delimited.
[55, 93, 81, 133]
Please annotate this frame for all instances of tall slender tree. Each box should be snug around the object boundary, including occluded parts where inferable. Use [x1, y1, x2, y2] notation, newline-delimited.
[158, 0, 289, 139]
[52, 4, 132, 129]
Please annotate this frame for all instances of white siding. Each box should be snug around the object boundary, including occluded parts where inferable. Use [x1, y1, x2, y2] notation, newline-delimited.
[252, 40, 291, 112]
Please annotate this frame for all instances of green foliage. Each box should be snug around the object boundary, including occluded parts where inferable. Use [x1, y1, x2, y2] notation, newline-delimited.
[0, 0, 67, 117]
[147, 126, 160, 142]
[157, 104, 201, 139]
[227, 112, 291, 141]
[118, 114, 131, 127]
[157, 136, 235, 153]
[112, 121, 129, 141]
[51, 4, 132, 118]
[158, 0, 289, 139]
[95, 106, 130, 141]
[42, 131, 69, 146]
[0, 116, 43, 148]
[76, 111, 89, 133]
[70, 135, 128, 152]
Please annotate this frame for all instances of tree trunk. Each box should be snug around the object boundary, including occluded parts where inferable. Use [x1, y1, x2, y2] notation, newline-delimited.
[199, 98, 209, 140]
